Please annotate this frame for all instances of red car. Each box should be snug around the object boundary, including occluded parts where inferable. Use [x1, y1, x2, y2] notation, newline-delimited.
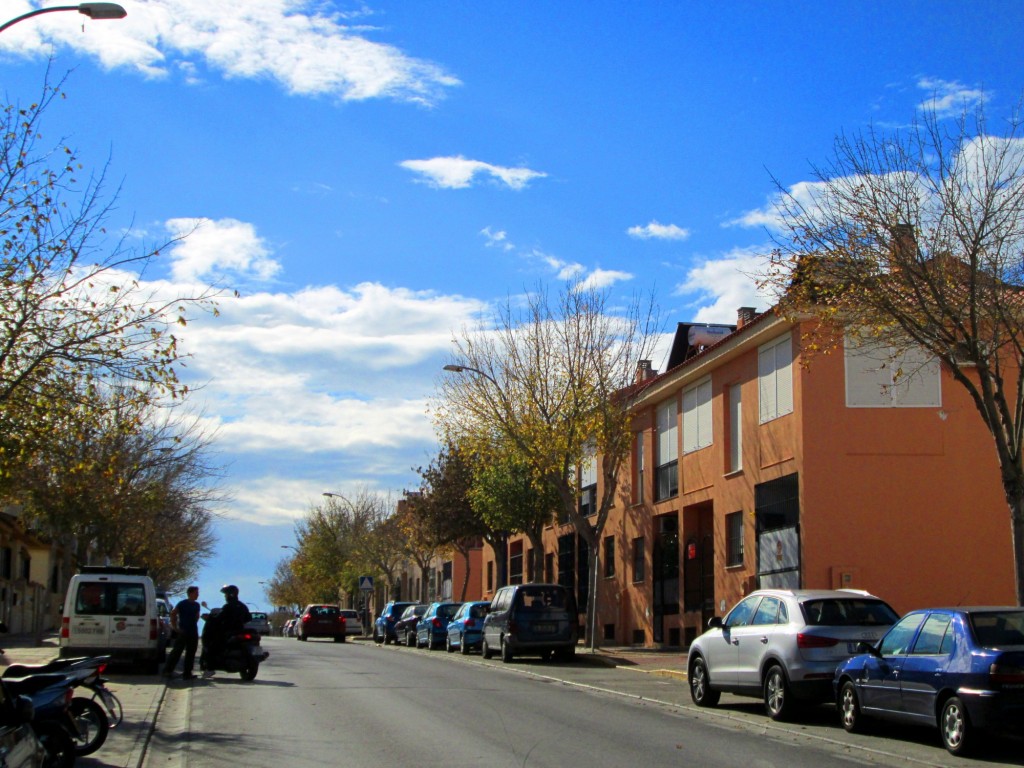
[296, 604, 346, 642]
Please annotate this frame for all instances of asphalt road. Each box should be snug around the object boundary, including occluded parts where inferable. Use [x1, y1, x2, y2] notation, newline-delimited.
[141, 637, 1024, 768]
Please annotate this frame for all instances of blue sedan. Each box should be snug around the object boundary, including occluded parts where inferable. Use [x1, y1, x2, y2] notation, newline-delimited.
[834, 606, 1024, 756]
[445, 601, 491, 654]
[416, 602, 462, 650]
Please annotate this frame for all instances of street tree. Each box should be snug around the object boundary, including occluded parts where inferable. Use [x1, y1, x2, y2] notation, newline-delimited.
[438, 280, 659, 648]
[759, 100, 1024, 605]
[395, 492, 443, 602]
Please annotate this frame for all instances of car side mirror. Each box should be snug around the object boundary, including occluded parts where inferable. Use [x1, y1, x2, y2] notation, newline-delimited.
[13, 695, 34, 725]
[857, 641, 880, 656]
[707, 616, 723, 630]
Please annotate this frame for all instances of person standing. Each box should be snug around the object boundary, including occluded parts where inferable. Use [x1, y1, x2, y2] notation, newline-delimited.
[163, 586, 201, 680]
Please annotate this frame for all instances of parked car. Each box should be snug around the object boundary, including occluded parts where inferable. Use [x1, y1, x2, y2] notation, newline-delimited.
[282, 618, 297, 637]
[340, 609, 363, 637]
[482, 583, 578, 663]
[834, 606, 1024, 756]
[373, 601, 415, 645]
[245, 611, 272, 636]
[687, 588, 899, 720]
[155, 596, 173, 659]
[446, 601, 491, 654]
[395, 604, 427, 647]
[296, 604, 346, 642]
[416, 602, 462, 650]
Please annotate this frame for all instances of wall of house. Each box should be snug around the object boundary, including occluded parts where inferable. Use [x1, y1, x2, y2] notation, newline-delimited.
[797, 334, 1015, 613]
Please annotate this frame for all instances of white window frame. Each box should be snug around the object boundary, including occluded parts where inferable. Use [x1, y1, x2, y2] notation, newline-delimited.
[728, 383, 742, 472]
[844, 333, 941, 408]
[682, 376, 713, 453]
[656, 397, 678, 466]
[758, 333, 794, 424]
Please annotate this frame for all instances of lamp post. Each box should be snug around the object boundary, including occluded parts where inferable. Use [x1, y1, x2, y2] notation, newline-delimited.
[443, 363, 499, 386]
[0, 3, 127, 34]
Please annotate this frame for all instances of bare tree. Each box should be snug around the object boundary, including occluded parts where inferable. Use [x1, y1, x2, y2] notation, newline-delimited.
[759, 100, 1024, 604]
[438, 280, 659, 649]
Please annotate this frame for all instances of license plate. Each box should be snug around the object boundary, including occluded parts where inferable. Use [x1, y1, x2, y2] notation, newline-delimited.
[533, 622, 555, 634]
[75, 626, 104, 635]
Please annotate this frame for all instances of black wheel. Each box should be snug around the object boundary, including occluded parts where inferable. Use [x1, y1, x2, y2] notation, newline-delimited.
[35, 722, 76, 768]
[482, 638, 493, 659]
[459, 634, 470, 655]
[839, 680, 867, 733]
[333, 635, 344, 643]
[70, 697, 109, 756]
[406, 630, 416, 648]
[940, 696, 973, 756]
[500, 637, 513, 663]
[446, 635, 454, 653]
[298, 633, 307, 642]
[384, 633, 392, 645]
[555, 645, 575, 662]
[764, 664, 794, 721]
[372, 628, 381, 644]
[689, 656, 720, 707]
[240, 662, 258, 681]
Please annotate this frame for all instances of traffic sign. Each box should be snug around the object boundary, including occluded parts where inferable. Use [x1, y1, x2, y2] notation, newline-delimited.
[359, 576, 374, 591]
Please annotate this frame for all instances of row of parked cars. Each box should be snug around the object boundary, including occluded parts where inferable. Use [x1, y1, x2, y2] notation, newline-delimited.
[685, 588, 1024, 757]
[372, 583, 579, 662]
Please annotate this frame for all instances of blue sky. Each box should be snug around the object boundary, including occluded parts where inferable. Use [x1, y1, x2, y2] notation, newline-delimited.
[2, 1, 1021, 607]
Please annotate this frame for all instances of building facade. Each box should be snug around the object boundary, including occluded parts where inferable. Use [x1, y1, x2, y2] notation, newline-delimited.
[480, 309, 1015, 647]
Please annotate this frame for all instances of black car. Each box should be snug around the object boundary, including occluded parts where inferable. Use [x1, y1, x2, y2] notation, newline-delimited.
[372, 601, 415, 645]
[482, 583, 578, 663]
[394, 604, 427, 647]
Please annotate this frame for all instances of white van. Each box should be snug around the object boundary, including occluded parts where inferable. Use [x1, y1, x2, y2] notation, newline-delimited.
[59, 566, 163, 672]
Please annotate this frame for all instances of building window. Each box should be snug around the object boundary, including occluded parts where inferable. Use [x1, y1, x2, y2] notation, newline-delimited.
[726, 511, 744, 567]
[603, 536, 615, 578]
[632, 537, 645, 582]
[682, 376, 713, 453]
[0, 547, 10, 580]
[633, 433, 645, 504]
[509, 540, 524, 585]
[758, 332, 793, 423]
[844, 333, 941, 407]
[655, 397, 679, 500]
[579, 447, 598, 517]
[728, 382, 742, 472]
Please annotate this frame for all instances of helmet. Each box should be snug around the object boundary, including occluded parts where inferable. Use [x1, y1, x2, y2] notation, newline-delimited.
[220, 584, 239, 599]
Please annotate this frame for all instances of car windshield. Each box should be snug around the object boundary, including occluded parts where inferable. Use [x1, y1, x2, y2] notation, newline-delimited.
[802, 598, 898, 626]
[309, 606, 338, 617]
[969, 610, 1024, 647]
[251, 612, 267, 621]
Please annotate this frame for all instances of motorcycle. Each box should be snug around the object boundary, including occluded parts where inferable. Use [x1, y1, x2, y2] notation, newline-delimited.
[199, 612, 269, 681]
[3, 657, 118, 756]
[1, 673, 79, 768]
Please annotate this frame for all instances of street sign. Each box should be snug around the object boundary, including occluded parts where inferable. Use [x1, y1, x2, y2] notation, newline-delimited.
[359, 576, 374, 592]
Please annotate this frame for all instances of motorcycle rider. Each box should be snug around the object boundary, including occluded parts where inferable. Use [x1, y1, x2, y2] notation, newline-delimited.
[201, 584, 252, 676]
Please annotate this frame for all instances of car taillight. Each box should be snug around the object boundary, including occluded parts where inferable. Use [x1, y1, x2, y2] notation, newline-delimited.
[797, 633, 840, 649]
[386, 616, 396, 623]
[149, 619, 158, 640]
[465, 619, 476, 629]
[60, 617, 69, 639]
[302, 615, 311, 623]
[339, 617, 346, 625]
[432, 618, 442, 628]
[990, 661, 1024, 686]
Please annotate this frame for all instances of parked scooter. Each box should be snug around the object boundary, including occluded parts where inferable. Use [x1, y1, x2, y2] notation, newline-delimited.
[3, 657, 117, 756]
[199, 610, 269, 680]
[1, 673, 78, 768]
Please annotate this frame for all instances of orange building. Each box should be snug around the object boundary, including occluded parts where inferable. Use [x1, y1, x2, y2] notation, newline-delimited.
[479, 308, 1016, 647]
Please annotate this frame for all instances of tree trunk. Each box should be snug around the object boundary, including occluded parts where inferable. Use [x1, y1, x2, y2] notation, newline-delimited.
[526, 529, 545, 582]
[484, 532, 508, 590]
[585, 538, 601, 651]
[1009, 490, 1024, 606]
[459, 546, 470, 602]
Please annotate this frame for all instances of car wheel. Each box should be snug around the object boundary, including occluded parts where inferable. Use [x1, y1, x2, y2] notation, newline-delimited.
[764, 664, 794, 721]
[838, 680, 867, 733]
[298, 633, 307, 641]
[940, 696, 973, 756]
[446, 635, 454, 653]
[500, 637, 513, 663]
[459, 634, 470, 655]
[407, 630, 416, 648]
[555, 645, 575, 662]
[689, 656, 720, 707]
[482, 638, 494, 659]
[333, 635, 344, 643]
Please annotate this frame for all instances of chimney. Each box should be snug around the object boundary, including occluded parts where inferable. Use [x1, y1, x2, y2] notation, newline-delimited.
[891, 223, 917, 261]
[737, 307, 757, 328]
[635, 359, 656, 383]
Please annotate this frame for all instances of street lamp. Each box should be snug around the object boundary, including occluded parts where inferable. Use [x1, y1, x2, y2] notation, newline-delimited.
[0, 3, 127, 34]
[443, 363, 499, 386]
[280, 545, 298, 553]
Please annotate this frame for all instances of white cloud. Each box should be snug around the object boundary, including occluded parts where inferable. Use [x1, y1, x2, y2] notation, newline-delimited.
[400, 156, 546, 190]
[480, 227, 515, 251]
[166, 218, 281, 283]
[673, 247, 771, 324]
[0, 0, 459, 105]
[627, 221, 691, 240]
[578, 268, 633, 290]
[917, 77, 988, 118]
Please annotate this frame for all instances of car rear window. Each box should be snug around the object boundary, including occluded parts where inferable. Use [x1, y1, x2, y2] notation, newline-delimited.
[802, 598, 898, 626]
[437, 604, 460, 619]
[516, 586, 569, 611]
[74, 582, 148, 616]
[970, 611, 1024, 647]
[469, 604, 489, 619]
[250, 612, 268, 621]
[341, 610, 359, 619]
[308, 606, 339, 617]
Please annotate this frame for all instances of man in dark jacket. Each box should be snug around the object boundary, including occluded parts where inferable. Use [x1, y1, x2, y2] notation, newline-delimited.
[201, 584, 252, 676]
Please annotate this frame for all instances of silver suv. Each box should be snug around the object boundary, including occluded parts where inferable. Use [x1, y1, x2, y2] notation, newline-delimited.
[687, 589, 898, 720]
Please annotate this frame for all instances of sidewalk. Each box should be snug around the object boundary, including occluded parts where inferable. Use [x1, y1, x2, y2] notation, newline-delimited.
[576, 643, 689, 680]
[0, 633, 166, 768]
